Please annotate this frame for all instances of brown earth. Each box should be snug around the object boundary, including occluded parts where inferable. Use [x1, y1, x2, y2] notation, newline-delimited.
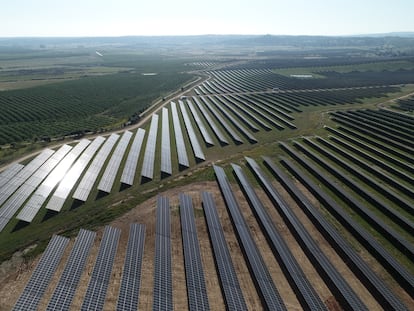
[0, 179, 412, 310]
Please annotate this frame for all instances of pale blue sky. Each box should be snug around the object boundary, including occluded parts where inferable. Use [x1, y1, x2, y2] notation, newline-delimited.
[1, 0, 413, 37]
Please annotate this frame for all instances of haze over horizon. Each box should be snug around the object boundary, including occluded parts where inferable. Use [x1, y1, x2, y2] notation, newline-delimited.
[1, 0, 413, 37]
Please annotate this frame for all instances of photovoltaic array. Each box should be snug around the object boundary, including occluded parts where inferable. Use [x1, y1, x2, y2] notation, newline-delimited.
[153, 196, 173, 311]
[46, 229, 96, 311]
[213, 165, 287, 311]
[116, 223, 146, 311]
[201, 191, 248, 311]
[13, 235, 69, 311]
[179, 193, 210, 311]
[81, 226, 121, 311]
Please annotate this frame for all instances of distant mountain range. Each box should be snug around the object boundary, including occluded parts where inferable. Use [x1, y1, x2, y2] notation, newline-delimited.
[349, 32, 414, 38]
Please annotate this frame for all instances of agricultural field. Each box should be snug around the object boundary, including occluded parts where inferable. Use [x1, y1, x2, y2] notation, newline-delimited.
[0, 36, 413, 310]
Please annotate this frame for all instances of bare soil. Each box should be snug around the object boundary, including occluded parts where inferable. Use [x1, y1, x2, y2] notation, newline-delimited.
[0, 180, 412, 310]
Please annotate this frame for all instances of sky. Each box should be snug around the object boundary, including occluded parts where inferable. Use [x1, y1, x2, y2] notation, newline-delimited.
[1, 0, 413, 37]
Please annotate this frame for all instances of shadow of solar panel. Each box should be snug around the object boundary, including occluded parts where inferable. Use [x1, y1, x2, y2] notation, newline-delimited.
[201, 191, 247, 311]
[46, 229, 96, 311]
[213, 165, 287, 311]
[81, 226, 120, 311]
[153, 196, 173, 311]
[179, 193, 210, 311]
[116, 223, 146, 311]
[13, 235, 69, 311]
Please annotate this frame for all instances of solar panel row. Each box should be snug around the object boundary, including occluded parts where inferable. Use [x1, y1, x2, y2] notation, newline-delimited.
[263, 156, 408, 310]
[213, 165, 287, 311]
[0, 145, 71, 231]
[120, 128, 146, 186]
[208, 96, 257, 143]
[160, 108, 172, 176]
[201, 191, 248, 311]
[0, 150, 55, 231]
[141, 114, 159, 180]
[98, 131, 133, 193]
[73, 133, 119, 202]
[19, 139, 90, 221]
[153, 196, 173, 311]
[246, 157, 368, 311]
[46, 229, 96, 311]
[81, 226, 121, 311]
[213, 95, 260, 132]
[171, 101, 190, 168]
[116, 223, 146, 311]
[178, 100, 205, 161]
[13, 235, 69, 311]
[192, 97, 229, 145]
[179, 193, 210, 311]
[0, 149, 54, 207]
[199, 96, 243, 144]
[0, 163, 24, 189]
[46, 136, 106, 212]
[224, 95, 273, 130]
[231, 163, 327, 310]
[186, 99, 214, 146]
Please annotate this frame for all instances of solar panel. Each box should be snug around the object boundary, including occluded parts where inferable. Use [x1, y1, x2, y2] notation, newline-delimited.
[46, 229, 96, 311]
[213, 165, 287, 311]
[160, 108, 172, 176]
[170, 101, 190, 168]
[186, 99, 214, 146]
[141, 114, 159, 181]
[263, 156, 408, 310]
[2, 145, 72, 225]
[208, 96, 257, 143]
[46, 137, 105, 212]
[116, 223, 146, 311]
[201, 191, 248, 311]
[225, 95, 273, 130]
[231, 163, 327, 310]
[18, 139, 90, 221]
[153, 196, 173, 311]
[199, 96, 243, 144]
[0, 149, 54, 207]
[178, 100, 205, 161]
[0, 163, 24, 189]
[120, 128, 145, 186]
[13, 235, 69, 311]
[246, 157, 368, 311]
[214, 96, 260, 132]
[73, 133, 119, 202]
[81, 226, 121, 311]
[98, 131, 133, 193]
[179, 193, 210, 311]
[192, 97, 229, 145]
